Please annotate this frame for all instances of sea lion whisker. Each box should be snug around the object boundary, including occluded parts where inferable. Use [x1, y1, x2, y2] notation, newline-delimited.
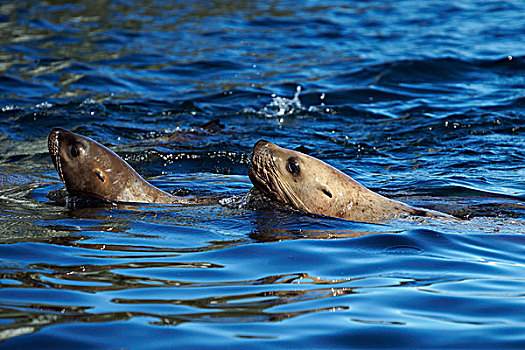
[260, 161, 306, 212]
[274, 175, 308, 212]
[49, 130, 66, 183]
[254, 152, 306, 211]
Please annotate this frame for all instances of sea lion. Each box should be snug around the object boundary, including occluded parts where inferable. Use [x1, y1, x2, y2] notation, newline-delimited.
[48, 128, 205, 205]
[249, 140, 452, 222]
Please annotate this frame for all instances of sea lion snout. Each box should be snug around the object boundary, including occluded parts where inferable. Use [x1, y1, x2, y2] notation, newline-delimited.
[249, 141, 267, 181]
[253, 139, 271, 149]
[47, 128, 74, 182]
[249, 139, 281, 199]
[249, 139, 272, 179]
[47, 128, 72, 158]
[250, 139, 271, 163]
[48, 128, 89, 163]
[249, 140, 310, 211]
[48, 129, 63, 181]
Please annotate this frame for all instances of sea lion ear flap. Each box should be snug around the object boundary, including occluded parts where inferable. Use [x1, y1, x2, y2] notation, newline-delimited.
[315, 183, 333, 199]
[319, 185, 333, 198]
[94, 168, 106, 183]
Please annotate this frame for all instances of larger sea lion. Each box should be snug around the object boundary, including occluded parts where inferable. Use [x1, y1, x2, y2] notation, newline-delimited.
[48, 128, 208, 205]
[249, 140, 452, 222]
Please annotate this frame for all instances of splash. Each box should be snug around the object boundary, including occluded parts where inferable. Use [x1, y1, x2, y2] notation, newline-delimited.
[244, 86, 333, 120]
[257, 86, 305, 119]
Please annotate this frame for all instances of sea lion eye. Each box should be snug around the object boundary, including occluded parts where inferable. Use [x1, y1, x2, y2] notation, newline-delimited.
[286, 157, 300, 175]
[69, 145, 79, 158]
[68, 142, 83, 158]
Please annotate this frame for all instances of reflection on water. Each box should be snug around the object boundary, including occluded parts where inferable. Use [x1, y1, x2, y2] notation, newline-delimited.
[1, 273, 353, 343]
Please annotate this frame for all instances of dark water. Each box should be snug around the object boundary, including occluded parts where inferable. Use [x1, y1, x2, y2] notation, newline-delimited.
[0, 0, 524, 348]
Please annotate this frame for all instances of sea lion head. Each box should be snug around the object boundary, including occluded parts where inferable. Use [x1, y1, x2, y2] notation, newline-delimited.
[47, 128, 143, 202]
[249, 140, 359, 218]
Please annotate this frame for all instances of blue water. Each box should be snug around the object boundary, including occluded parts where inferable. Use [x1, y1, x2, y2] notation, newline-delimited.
[0, 1, 524, 348]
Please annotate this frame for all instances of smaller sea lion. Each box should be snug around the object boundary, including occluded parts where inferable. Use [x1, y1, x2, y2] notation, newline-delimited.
[48, 128, 205, 204]
[249, 140, 452, 223]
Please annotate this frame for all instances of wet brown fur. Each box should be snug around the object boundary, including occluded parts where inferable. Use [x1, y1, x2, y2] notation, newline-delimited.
[48, 128, 199, 204]
[249, 140, 451, 222]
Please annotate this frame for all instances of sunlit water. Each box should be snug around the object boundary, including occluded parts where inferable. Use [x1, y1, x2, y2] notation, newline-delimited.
[0, 1, 524, 348]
